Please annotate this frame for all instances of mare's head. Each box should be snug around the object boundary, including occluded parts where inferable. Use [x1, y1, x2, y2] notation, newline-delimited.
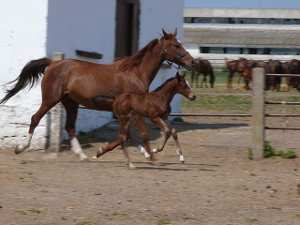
[160, 29, 194, 70]
[174, 73, 196, 101]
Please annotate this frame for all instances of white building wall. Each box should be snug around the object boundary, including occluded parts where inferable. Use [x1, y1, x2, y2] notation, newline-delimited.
[0, 0, 185, 149]
[47, 0, 116, 133]
[0, 0, 48, 149]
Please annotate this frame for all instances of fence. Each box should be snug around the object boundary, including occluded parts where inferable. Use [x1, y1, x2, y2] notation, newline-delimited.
[252, 68, 300, 159]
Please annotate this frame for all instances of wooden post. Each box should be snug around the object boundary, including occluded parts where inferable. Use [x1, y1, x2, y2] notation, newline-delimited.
[252, 67, 265, 159]
[47, 52, 64, 154]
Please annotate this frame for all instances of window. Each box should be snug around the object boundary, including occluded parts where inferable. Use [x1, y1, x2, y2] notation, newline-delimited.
[197, 46, 300, 55]
[115, 0, 140, 58]
[184, 17, 300, 25]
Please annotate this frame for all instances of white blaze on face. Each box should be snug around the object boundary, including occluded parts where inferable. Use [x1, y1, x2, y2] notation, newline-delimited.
[185, 79, 192, 89]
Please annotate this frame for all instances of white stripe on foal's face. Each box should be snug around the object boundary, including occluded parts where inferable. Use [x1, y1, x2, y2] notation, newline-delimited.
[185, 80, 192, 89]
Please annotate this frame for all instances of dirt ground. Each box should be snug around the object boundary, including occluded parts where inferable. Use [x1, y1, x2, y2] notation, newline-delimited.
[1, 116, 300, 225]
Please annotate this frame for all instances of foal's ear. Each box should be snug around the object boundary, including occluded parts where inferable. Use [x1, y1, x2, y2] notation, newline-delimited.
[162, 28, 168, 37]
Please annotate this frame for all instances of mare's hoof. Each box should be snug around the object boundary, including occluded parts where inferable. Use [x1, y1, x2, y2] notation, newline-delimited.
[15, 145, 25, 155]
[79, 154, 88, 161]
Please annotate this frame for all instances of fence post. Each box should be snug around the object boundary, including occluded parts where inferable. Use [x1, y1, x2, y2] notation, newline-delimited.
[252, 67, 265, 159]
[47, 52, 64, 155]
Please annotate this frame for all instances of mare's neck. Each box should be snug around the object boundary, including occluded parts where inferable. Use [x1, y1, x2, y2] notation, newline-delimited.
[139, 43, 163, 88]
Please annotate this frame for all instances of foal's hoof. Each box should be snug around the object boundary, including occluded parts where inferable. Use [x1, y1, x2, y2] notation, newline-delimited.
[15, 145, 26, 155]
[179, 155, 185, 164]
[128, 163, 136, 169]
[96, 147, 104, 158]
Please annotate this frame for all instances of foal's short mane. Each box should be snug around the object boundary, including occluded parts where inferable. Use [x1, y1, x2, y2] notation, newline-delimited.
[153, 77, 177, 92]
[117, 39, 159, 71]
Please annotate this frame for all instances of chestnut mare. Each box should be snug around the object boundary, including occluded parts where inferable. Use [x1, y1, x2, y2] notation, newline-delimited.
[97, 73, 196, 168]
[0, 30, 194, 160]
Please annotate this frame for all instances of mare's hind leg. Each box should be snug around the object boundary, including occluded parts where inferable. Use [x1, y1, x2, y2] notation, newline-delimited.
[61, 97, 87, 161]
[170, 128, 185, 163]
[15, 100, 60, 154]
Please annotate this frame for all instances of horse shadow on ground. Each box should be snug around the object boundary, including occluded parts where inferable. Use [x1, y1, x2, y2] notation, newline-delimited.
[61, 119, 248, 150]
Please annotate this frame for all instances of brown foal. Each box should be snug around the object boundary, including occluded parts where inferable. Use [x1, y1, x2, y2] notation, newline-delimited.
[96, 73, 196, 168]
[0, 29, 194, 160]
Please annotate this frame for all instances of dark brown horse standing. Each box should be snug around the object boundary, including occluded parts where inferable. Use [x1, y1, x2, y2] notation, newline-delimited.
[0, 29, 194, 160]
[97, 73, 196, 168]
[191, 58, 215, 88]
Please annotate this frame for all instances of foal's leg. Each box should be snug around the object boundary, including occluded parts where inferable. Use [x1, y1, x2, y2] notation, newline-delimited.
[96, 118, 129, 158]
[15, 100, 60, 154]
[170, 128, 185, 163]
[151, 118, 171, 153]
[134, 115, 155, 161]
[121, 143, 136, 169]
[61, 97, 87, 161]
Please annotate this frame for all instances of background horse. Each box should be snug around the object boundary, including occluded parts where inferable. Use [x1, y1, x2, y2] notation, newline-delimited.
[225, 58, 252, 89]
[0, 29, 194, 160]
[97, 73, 196, 168]
[191, 58, 215, 88]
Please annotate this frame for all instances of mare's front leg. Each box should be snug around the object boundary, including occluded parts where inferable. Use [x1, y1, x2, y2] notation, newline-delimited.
[151, 118, 171, 153]
[170, 128, 185, 163]
[61, 97, 87, 161]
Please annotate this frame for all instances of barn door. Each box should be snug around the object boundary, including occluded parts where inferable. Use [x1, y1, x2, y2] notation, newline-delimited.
[115, 0, 140, 58]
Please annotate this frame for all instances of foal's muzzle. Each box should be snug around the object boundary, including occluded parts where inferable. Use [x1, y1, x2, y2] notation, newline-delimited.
[188, 94, 196, 101]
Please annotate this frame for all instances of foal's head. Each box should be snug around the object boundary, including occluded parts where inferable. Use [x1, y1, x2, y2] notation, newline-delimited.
[160, 29, 195, 70]
[174, 73, 196, 101]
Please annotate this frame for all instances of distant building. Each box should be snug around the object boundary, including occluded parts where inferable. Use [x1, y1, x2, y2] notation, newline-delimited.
[0, 0, 184, 150]
[183, 0, 300, 67]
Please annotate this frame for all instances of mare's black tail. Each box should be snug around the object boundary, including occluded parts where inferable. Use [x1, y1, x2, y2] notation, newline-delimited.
[0, 57, 52, 104]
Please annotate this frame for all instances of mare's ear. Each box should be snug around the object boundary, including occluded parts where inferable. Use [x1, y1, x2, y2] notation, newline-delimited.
[162, 28, 168, 37]
[174, 28, 177, 36]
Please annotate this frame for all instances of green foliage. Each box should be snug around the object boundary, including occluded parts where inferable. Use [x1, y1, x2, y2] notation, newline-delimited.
[263, 141, 275, 158]
[263, 141, 297, 159]
[280, 149, 297, 159]
[247, 148, 253, 160]
[157, 218, 171, 225]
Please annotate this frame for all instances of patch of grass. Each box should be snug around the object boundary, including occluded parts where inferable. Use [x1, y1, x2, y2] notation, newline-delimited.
[264, 142, 297, 159]
[157, 218, 171, 225]
[245, 217, 258, 223]
[16, 208, 44, 215]
[183, 94, 251, 112]
[247, 142, 297, 160]
[75, 222, 92, 225]
[264, 141, 275, 158]
[247, 148, 253, 160]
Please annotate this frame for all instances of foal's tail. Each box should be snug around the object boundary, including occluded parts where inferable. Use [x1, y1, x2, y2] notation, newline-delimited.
[0, 57, 52, 104]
